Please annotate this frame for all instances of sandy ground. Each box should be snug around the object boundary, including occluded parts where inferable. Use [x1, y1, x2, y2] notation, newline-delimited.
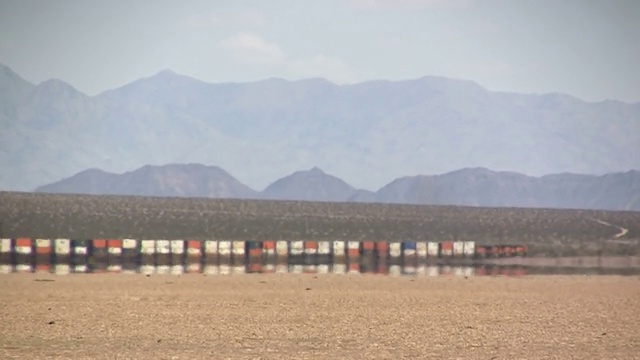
[1, 274, 639, 360]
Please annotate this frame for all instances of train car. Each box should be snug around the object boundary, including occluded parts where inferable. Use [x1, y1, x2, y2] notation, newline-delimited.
[439, 241, 453, 257]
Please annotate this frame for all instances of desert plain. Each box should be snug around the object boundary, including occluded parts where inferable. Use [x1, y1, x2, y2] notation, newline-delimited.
[1, 273, 639, 359]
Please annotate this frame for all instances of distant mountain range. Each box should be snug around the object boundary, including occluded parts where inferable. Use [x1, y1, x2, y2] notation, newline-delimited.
[34, 164, 640, 211]
[1, 63, 639, 193]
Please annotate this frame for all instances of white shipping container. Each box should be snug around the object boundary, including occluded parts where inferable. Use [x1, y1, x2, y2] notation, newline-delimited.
[290, 241, 304, 255]
[54, 239, 70, 255]
[276, 241, 289, 256]
[416, 242, 427, 258]
[1, 239, 12, 253]
[156, 240, 170, 254]
[389, 242, 402, 258]
[427, 242, 439, 257]
[318, 241, 331, 255]
[122, 239, 137, 250]
[332, 241, 345, 256]
[453, 241, 465, 257]
[218, 241, 231, 255]
[36, 238, 51, 249]
[141, 240, 156, 254]
[232, 241, 245, 255]
[171, 240, 184, 255]
[204, 240, 218, 254]
[463, 241, 476, 257]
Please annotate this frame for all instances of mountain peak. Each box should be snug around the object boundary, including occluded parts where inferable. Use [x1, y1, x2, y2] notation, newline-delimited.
[262, 167, 357, 202]
[36, 78, 80, 93]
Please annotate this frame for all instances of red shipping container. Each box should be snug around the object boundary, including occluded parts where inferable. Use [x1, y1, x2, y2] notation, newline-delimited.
[93, 239, 107, 248]
[187, 240, 201, 250]
[362, 241, 375, 251]
[16, 238, 32, 248]
[304, 241, 318, 250]
[262, 241, 275, 249]
[107, 239, 122, 249]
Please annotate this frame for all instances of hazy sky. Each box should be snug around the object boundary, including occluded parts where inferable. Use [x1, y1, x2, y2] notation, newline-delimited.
[1, 0, 638, 102]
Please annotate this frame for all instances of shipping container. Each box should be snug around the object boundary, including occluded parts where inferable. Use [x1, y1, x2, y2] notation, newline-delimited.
[232, 241, 245, 265]
[262, 240, 275, 254]
[332, 241, 346, 257]
[0, 239, 11, 266]
[262, 241, 276, 263]
[361, 241, 375, 252]
[439, 242, 453, 257]
[375, 242, 389, 259]
[35, 239, 52, 272]
[453, 241, 465, 257]
[121, 239, 138, 270]
[416, 242, 427, 259]
[275, 241, 289, 258]
[402, 241, 417, 264]
[491, 245, 502, 258]
[304, 241, 318, 254]
[218, 241, 232, 265]
[318, 241, 331, 256]
[427, 242, 439, 257]
[347, 241, 360, 261]
[389, 242, 402, 259]
[502, 245, 514, 257]
[90, 239, 108, 271]
[463, 241, 476, 258]
[168, 240, 183, 266]
[290, 240, 304, 256]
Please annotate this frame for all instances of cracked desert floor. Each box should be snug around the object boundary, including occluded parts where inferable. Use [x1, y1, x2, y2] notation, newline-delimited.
[1, 274, 639, 359]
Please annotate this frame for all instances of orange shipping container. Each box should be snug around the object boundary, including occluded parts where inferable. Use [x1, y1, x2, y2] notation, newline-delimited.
[93, 239, 107, 248]
[362, 241, 375, 251]
[107, 239, 122, 248]
[16, 238, 32, 248]
[262, 241, 275, 249]
[187, 240, 201, 250]
[304, 241, 318, 250]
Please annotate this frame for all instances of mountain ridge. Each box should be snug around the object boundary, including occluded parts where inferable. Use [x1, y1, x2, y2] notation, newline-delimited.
[2, 63, 639, 193]
[34, 163, 640, 211]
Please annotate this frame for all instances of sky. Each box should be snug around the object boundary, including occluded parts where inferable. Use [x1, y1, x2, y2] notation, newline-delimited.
[0, 0, 639, 103]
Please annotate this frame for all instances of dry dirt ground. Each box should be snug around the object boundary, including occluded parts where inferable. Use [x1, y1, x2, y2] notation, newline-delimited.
[1, 274, 639, 359]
